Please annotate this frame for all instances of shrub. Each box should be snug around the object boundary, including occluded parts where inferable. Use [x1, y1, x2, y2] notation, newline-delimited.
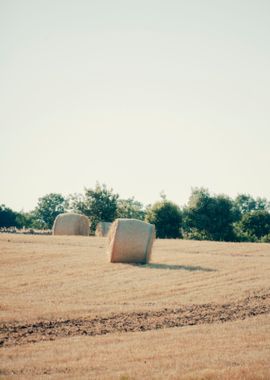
[71, 183, 119, 233]
[182, 228, 212, 241]
[183, 188, 237, 242]
[145, 200, 182, 238]
[239, 210, 270, 240]
[261, 233, 270, 243]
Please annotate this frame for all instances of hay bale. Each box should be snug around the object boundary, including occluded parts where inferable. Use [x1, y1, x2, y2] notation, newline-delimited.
[107, 219, 155, 264]
[52, 213, 89, 236]
[95, 222, 112, 237]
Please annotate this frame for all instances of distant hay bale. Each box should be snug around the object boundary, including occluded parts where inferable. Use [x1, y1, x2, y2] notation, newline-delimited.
[52, 213, 90, 236]
[107, 219, 155, 264]
[95, 222, 112, 237]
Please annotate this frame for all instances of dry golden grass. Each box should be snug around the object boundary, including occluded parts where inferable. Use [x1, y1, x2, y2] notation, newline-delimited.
[0, 234, 270, 379]
[1, 315, 270, 379]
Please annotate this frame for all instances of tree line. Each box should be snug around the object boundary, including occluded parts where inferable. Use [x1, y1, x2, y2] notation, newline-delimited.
[1, 184, 270, 242]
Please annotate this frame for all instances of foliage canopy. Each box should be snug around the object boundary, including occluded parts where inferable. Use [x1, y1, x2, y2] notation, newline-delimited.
[71, 183, 119, 233]
[146, 200, 182, 238]
[116, 198, 145, 220]
[1, 186, 270, 243]
[34, 193, 66, 229]
[183, 188, 237, 241]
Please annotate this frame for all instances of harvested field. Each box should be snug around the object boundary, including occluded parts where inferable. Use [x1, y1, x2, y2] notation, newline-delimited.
[0, 234, 270, 379]
[1, 292, 270, 348]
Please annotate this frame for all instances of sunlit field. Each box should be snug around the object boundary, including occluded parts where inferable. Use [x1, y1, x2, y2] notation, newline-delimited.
[0, 234, 270, 379]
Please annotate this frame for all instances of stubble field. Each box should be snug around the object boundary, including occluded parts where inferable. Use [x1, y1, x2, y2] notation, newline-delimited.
[0, 234, 270, 379]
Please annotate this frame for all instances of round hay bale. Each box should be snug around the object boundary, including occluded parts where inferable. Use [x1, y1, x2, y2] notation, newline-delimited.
[107, 219, 155, 264]
[95, 222, 112, 237]
[52, 213, 90, 236]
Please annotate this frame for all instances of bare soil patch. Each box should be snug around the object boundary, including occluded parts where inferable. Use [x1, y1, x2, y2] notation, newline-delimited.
[1, 292, 269, 348]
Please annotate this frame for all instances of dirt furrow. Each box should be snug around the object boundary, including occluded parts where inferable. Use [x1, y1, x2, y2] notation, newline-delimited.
[1, 293, 269, 348]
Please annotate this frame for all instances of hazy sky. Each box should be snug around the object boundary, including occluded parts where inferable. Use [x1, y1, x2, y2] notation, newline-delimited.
[1, 0, 270, 211]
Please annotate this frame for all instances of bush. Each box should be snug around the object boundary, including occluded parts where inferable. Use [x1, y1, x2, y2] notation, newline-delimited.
[71, 183, 119, 233]
[0, 205, 18, 228]
[145, 200, 182, 238]
[116, 198, 145, 220]
[233, 222, 257, 242]
[182, 228, 212, 241]
[183, 188, 237, 242]
[261, 233, 270, 243]
[34, 193, 66, 229]
[238, 210, 270, 240]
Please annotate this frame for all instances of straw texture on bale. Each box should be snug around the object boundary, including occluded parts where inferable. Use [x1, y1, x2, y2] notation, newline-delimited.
[107, 219, 155, 264]
[95, 222, 112, 237]
[52, 213, 90, 236]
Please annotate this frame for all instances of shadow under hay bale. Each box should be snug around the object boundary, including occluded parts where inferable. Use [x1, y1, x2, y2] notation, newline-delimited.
[107, 219, 155, 264]
[129, 263, 217, 271]
[52, 213, 90, 236]
[95, 222, 112, 237]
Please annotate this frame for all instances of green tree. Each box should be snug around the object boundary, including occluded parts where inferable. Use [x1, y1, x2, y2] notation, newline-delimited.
[72, 183, 119, 233]
[0, 205, 18, 228]
[116, 198, 145, 220]
[234, 194, 270, 216]
[15, 211, 36, 229]
[34, 193, 66, 229]
[183, 188, 237, 241]
[146, 199, 182, 238]
[0, 205, 35, 229]
[238, 210, 270, 240]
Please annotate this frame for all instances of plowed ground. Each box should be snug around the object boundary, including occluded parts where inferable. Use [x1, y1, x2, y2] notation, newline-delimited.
[1, 292, 270, 348]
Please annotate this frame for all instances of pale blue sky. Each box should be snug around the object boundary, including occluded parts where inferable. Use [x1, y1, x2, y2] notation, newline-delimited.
[1, 0, 270, 211]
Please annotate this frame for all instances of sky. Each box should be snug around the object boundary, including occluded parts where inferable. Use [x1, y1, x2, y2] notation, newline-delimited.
[1, 0, 270, 211]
